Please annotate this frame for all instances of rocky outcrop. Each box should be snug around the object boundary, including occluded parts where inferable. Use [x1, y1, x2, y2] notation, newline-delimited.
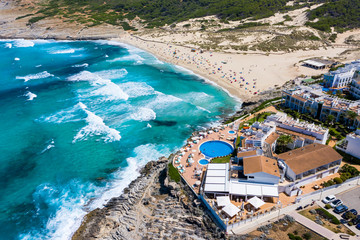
[72, 157, 224, 240]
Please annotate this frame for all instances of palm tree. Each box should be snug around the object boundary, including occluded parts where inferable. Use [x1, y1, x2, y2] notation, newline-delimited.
[276, 134, 294, 153]
[326, 114, 335, 125]
[345, 110, 357, 126]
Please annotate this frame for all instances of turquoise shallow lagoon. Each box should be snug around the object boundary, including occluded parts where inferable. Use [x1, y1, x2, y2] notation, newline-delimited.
[0, 39, 238, 239]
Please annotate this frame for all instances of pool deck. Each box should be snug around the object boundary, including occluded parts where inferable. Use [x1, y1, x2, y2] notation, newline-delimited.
[173, 124, 237, 193]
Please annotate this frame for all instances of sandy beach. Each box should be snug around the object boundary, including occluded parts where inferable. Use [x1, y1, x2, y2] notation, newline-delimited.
[116, 32, 359, 101]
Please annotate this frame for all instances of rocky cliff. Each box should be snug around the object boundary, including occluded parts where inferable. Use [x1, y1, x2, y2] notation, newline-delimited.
[72, 157, 225, 240]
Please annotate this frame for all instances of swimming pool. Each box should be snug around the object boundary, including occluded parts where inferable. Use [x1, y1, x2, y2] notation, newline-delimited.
[199, 159, 210, 165]
[200, 140, 234, 158]
[228, 130, 235, 134]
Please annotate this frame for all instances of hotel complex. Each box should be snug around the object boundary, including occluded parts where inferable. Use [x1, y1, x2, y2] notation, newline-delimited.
[281, 85, 360, 128]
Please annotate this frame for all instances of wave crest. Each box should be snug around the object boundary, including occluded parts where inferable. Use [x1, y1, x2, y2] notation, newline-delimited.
[73, 102, 121, 143]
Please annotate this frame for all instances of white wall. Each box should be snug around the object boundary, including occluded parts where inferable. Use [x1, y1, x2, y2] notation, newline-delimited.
[246, 172, 279, 185]
[345, 134, 360, 159]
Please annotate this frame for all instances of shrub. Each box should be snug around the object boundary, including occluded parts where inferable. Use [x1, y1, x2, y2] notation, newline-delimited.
[288, 233, 295, 239]
[303, 232, 312, 240]
[168, 163, 181, 183]
[334, 177, 343, 184]
[325, 204, 331, 209]
[316, 208, 340, 225]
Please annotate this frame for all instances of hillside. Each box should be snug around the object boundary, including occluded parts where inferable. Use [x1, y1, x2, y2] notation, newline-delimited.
[24, 0, 305, 27]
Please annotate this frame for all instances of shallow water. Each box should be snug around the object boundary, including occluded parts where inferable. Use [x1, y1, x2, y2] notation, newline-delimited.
[0, 39, 239, 240]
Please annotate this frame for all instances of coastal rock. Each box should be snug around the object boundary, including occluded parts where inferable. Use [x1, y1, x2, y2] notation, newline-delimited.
[72, 160, 221, 240]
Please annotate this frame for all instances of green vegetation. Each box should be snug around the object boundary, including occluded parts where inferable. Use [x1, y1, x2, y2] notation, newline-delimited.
[34, 0, 301, 27]
[276, 134, 294, 154]
[324, 204, 331, 209]
[27, 16, 47, 25]
[321, 164, 359, 187]
[330, 64, 345, 72]
[168, 163, 181, 182]
[306, 0, 360, 32]
[333, 177, 343, 184]
[283, 14, 292, 21]
[224, 96, 281, 124]
[15, 13, 34, 20]
[336, 149, 360, 165]
[329, 34, 337, 43]
[212, 154, 232, 163]
[288, 233, 303, 240]
[316, 208, 340, 225]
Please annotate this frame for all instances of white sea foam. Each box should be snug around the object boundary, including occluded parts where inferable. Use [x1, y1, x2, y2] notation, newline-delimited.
[40, 103, 85, 124]
[73, 102, 121, 143]
[146, 91, 183, 110]
[72, 63, 89, 68]
[41, 139, 55, 153]
[107, 54, 145, 63]
[94, 69, 128, 80]
[93, 143, 170, 205]
[196, 105, 211, 113]
[91, 83, 129, 101]
[131, 107, 156, 121]
[24, 91, 37, 101]
[120, 82, 155, 98]
[5, 43, 12, 48]
[14, 57, 20, 61]
[49, 48, 83, 54]
[68, 71, 129, 101]
[39, 143, 168, 240]
[13, 39, 35, 48]
[16, 71, 54, 82]
[21, 181, 100, 240]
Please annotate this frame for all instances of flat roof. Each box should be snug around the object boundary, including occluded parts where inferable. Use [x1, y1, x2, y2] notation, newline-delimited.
[303, 60, 326, 67]
[229, 181, 278, 197]
[204, 163, 230, 193]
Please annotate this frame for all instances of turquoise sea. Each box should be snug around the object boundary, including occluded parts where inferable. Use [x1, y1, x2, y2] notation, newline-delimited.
[0, 39, 238, 239]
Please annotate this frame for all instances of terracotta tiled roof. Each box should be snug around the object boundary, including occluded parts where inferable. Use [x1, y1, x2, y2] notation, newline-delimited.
[277, 143, 342, 175]
[243, 156, 280, 177]
[265, 132, 280, 145]
[237, 150, 257, 158]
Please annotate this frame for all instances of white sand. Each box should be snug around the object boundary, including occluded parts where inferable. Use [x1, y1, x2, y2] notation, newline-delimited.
[115, 32, 353, 101]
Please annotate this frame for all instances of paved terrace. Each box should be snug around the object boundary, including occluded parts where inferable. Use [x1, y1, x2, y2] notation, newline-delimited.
[173, 124, 237, 193]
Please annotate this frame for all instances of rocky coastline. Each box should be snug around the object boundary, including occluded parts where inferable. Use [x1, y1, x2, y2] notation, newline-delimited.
[72, 156, 225, 240]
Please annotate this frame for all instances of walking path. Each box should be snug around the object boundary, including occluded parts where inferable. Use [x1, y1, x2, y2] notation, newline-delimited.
[231, 177, 360, 237]
[289, 212, 334, 239]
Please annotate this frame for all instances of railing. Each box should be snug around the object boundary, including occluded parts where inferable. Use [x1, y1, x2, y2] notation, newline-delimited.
[295, 175, 360, 202]
[226, 205, 279, 230]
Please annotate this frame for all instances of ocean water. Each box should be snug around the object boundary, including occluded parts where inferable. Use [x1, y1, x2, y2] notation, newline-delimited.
[0, 39, 239, 240]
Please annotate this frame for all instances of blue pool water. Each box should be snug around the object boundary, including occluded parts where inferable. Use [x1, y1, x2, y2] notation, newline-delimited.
[0, 39, 239, 239]
[200, 140, 234, 158]
[198, 159, 209, 165]
[228, 130, 235, 134]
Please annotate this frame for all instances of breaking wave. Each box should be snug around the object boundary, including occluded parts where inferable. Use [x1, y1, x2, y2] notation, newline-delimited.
[16, 71, 54, 82]
[73, 102, 121, 143]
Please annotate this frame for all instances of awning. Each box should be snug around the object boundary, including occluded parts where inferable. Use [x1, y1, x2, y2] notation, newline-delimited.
[222, 203, 240, 217]
[248, 196, 265, 209]
[216, 196, 231, 207]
